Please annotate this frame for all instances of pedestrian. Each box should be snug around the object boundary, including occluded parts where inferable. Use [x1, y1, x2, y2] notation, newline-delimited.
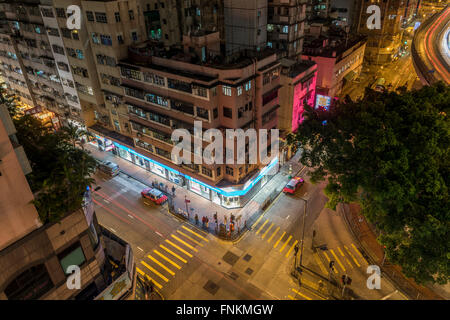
[230, 222, 235, 233]
[164, 185, 168, 193]
[195, 214, 199, 225]
[202, 216, 206, 228]
[205, 217, 209, 229]
[172, 185, 176, 196]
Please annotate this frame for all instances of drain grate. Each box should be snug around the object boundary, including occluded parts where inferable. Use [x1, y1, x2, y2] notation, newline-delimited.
[203, 280, 219, 295]
[245, 268, 254, 275]
[222, 251, 240, 266]
[243, 254, 252, 262]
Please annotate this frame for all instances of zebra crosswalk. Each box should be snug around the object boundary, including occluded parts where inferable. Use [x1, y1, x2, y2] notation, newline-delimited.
[136, 224, 209, 290]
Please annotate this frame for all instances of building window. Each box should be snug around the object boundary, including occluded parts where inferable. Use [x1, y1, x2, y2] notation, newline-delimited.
[114, 120, 121, 132]
[223, 107, 232, 118]
[52, 44, 65, 55]
[115, 12, 121, 22]
[86, 11, 94, 21]
[76, 49, 84, 59]
[61, 28, 72, 39]
[165, 34, 169, 40]
[91, 33, 100, 44]
[213, 108, 218, 119]
[58, 242, 86, 275]
[57, 61, 69, 72]
[100, 34, 112, 46]
[168, 78, 192, 93]
[96, 54, 116, 67]
[71, 65, 89, 78]
[216, 167, 221, 176]
[41, 8, 54, 18]
[131, 31, 138, 42]
[121, 67, 141, 80]
[56, 8, 66, 18]
[46, 27, 59, 37]
[237, 86, 242, 96]
[196, 107, 209, 120]
[4, 264, 54, 300]
[222, 85, 232, 96]
[129, 10, 134, 20]
[95, 12, 108, 23]
[226, 166, 234, 176]
[117, 34, 124, 44]
[267, 42, 273, 48]
[202, 166, 212, 177]
[245, 80, 251, 91]
[193, 87, 207, 97]
[282, 25, 289, 33]
[101, 73, 120, 86]
[72, 30, 79, 40]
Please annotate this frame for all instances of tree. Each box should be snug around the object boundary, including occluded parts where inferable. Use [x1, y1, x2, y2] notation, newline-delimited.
[61, 122, 89, 150]
[13, 114, 97, 224]
[289, 82, 449, 285]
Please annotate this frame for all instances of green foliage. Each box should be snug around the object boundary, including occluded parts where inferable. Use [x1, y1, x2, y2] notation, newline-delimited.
[13, 115, 97, 224]
[289, 83, 450, 285]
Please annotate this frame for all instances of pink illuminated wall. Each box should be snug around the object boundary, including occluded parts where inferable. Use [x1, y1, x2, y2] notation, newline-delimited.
[291, 73, 317, 132]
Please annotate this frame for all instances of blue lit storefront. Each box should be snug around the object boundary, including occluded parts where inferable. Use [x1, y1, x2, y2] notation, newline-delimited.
[92, 134, 278, 209]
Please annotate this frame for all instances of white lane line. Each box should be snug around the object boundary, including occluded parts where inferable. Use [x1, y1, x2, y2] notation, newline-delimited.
[109, 227, 117, 233]
[103, 199, 110, 204]
[286, 215, 290, 220]
[128, 214, 134, 219]
[155, 231, 163, 237]
[137, 246, 144, 252]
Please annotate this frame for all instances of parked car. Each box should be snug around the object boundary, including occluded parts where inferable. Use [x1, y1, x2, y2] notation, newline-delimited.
[283, 177, 305, 194]
[97, 161, 120, 177]
[141, 187, 168, 205]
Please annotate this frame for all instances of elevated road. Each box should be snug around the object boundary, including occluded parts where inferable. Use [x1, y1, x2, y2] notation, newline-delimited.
[412, 5, 450, 85]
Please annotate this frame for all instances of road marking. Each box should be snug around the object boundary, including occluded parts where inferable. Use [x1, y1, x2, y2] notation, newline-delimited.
[137, 246, 144, 252]
[109, 227, 116, 233]
[338, 246, 353, 269]
[251, 213, 265, 229]
[155, 231, 163, 237]
[127, 214, 134, 219]
[147, 255, 175, 276]
[330, 249, 346, 272]
[171, 235, 198, 252]
[314, 253, 328, 275]
[287, 295, 296, 300]
[181, 226, 209, 242]
[344, 245, 360, 268]
[141, 261, 169, 282]
[154, 250, 181, 269]
[177, 230, 204, 246]
[255, 219, 269, 235]
[292, 288, 312, 300]
[279, 235, 293, 253]
[136, 267, 162, 289]
[274, 231, 286, 249]
[285, 215, 290, 220]
[261, 223, 274, 239]
[159, 245, 187, 263]
[285, 240, 298, 258]
[165, 239, 193, 258]
[103, 199, 110, 204]
[351, 244, 368, 265]
[267, 227, 280, 243]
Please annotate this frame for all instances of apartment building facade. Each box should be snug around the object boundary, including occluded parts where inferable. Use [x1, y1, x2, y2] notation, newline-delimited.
[267, 0, 307, 60]
[355, 0, 406, 65]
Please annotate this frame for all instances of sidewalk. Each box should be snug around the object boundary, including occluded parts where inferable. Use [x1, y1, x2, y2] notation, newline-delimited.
[86, 143, 303, 241]
[340, 202, 444, 300]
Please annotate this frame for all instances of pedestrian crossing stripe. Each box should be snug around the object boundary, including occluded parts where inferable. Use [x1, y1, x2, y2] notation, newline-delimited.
[287, 295, 296, 300]
[279, 235, 293, 253]
[141, 261, 169, 282]
[330, 249, 346, 272]
[344, 245, 361, 267]
[136, 267, 163, 289]
[292, 288, 312, 300]
[177, 230, 204, 246]
[153, 250, 182, 269]
[256, 219, 269, 235]
[147, 255, 175, 276]
[171, 234, 198, 252]
[285, 240, 298, 258]
[338, 247, 353, 269]
[252, 213, 265, 229]
[182, 226, 209, 242]
[274, 231, 286, 248]
[165, 239, 194, 258]
[267, 226, 280, 243]
[159, 244, 188, 263]
[351, 243, 368, 265]
[261, 223, 274, 239]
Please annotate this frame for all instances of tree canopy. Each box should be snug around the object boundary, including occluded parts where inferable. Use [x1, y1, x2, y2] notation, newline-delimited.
[12, 114, 97, 224]
[289, 82, 449, 285]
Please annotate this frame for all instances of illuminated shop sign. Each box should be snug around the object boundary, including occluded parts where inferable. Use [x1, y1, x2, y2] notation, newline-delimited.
[315, 94, 331, 111]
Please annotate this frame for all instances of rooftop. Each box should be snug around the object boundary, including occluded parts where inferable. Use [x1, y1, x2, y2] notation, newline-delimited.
[302, 33, 367, 59]
[280, 58, 317, 78]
